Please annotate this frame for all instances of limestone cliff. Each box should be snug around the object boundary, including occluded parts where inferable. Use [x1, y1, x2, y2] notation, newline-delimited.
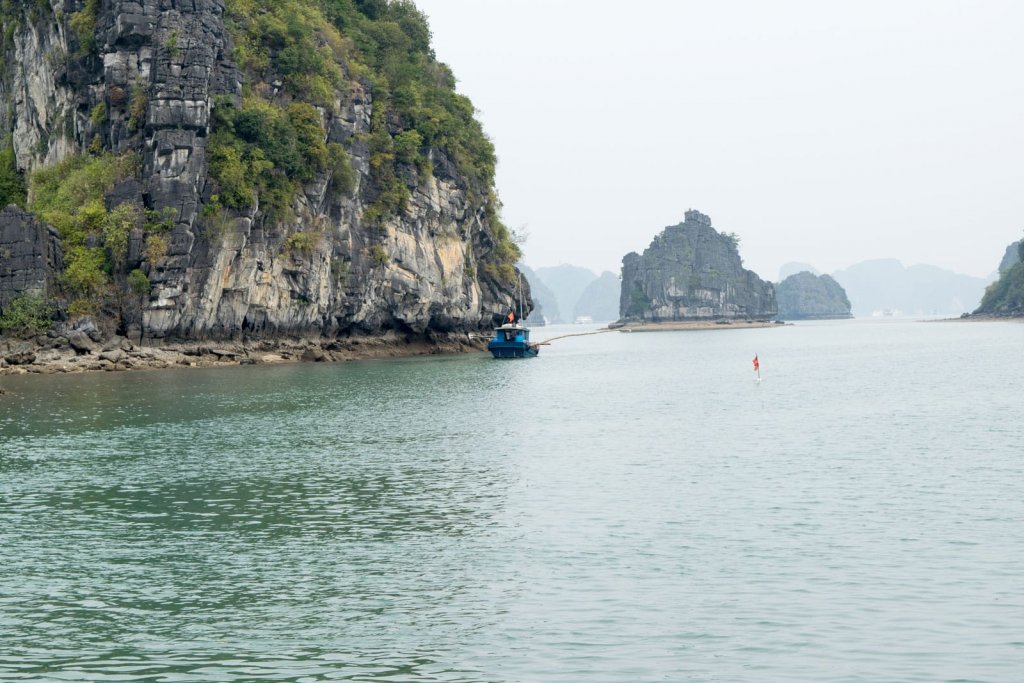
[998, 240, 1021, 275]
[619, 210, 776, 322]
[0, 206, 63, 312]
[0, 0, 526, 345]
[775, 271, 852, 320]
[975, 240, 1024, 317]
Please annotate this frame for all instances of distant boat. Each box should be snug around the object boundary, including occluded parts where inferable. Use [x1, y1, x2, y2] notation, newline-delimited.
[487, 323, 539, 359]
[574, 315, 593, 324]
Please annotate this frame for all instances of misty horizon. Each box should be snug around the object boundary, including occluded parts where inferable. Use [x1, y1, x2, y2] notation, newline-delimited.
[415, 0, 1024, 281]
[519, 251, 1003, 285]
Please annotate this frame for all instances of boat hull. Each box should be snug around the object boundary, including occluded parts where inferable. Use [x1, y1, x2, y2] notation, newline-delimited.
[487, 341, 539, 359]
[487, 322, 538, 359]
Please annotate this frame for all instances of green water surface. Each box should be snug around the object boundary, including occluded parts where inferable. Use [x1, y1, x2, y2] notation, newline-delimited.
[1, 319, 1022, 681]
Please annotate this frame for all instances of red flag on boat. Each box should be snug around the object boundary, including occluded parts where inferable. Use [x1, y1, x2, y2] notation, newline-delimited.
[752, 354, 759, 371]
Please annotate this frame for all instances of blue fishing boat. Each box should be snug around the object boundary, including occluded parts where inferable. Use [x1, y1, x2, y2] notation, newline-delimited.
[488, 273, 538, 358]
[487, 323, 539, 358]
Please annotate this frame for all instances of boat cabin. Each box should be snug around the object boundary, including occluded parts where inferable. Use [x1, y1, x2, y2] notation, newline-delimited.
[496, 324, 529, 342]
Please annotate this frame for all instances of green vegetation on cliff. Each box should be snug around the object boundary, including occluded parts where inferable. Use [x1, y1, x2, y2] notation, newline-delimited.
[27, 152, 171, 314]
[208, 98, 348, 222]
[219, 0, 516, 272]
[977, 256, 1024, 316]
[0, 292, 54, 335]
[220, 0, 492, 204]
[212, 0, 517, 272]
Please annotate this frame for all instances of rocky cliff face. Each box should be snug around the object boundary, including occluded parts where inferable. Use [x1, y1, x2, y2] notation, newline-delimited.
[0, 0, 525, 344]
[619, 210, 776, 322]
[0, 206, 63, 311]
[998, 241, 1021, 275]
[975, 240, 1024, 317]
[775, 271, 852, 320]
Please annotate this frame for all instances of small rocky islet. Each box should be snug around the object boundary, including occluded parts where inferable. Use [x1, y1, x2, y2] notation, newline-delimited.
[618, 210, 777, 324]
[775, 271, 853, 321]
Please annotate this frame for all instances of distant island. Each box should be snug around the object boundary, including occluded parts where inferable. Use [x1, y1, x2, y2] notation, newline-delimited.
[518, 264, 560, 325]
[524, 235, 1004, 329]
[775, 272, 852, 320]
[829, 259, 988, 317]
[520, 265, 620, 324]
[618, 210, 776, 324]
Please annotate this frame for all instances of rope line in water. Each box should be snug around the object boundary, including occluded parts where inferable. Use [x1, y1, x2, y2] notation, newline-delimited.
[534, 328, 619, 346]
[469, 327, 623, 346]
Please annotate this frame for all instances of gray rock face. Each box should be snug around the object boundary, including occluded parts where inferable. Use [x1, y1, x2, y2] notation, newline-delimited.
[775, 271, 852, 320]
[0, 1, 77, 169]
[66, 329, 97, 354]
[1, 0, 524, 343]
[619, 210, 776, 322]
[0, 205, 63, 311]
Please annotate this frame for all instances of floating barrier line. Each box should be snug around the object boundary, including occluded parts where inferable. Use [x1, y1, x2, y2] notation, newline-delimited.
[468, 327, 624, 346]
[533, 328, 620, 346]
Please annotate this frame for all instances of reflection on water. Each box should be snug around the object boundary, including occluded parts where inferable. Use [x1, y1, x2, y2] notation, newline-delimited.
[1, 320, 1023, 681]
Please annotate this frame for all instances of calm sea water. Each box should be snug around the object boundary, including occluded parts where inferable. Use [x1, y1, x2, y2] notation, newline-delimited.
[1, 319, 1022, 682]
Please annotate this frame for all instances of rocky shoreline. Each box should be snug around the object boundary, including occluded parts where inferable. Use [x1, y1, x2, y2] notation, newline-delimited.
[933, 314, 1024, 323]
[1, 326, 486, 376]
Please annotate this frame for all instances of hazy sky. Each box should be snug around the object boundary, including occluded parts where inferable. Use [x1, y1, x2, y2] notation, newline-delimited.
[413, 1, 1024, 280]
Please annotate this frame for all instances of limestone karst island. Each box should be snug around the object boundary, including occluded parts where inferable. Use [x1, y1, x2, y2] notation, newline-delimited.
[617, 210, 778, 329]
[1, 0, 528, 372]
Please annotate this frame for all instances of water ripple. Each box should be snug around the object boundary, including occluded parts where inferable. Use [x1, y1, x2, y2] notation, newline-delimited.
[1, 321, 1023, 680]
